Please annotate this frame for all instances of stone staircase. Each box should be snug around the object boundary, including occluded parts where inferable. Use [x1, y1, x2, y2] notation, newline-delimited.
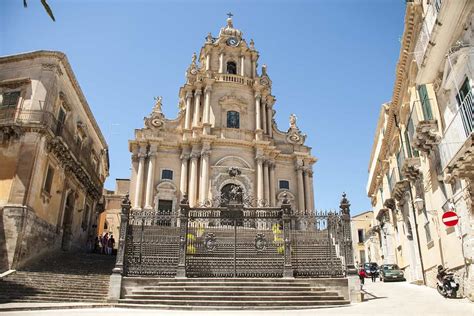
[119, 278, 350, 310]
[0, 252, 115, 303]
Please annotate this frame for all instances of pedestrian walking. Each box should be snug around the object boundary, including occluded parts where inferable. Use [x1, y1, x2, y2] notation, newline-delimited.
[371, 265, 377, 282]
[102, 233, 109, 255]
[358, 267, 367, 289]
[107, 234, 115, 255]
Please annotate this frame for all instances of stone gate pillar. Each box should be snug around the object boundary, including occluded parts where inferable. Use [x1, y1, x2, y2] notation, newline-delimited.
[340, 193, 357, 275]
[177, 195, 190, 278]
[281, 194, 294, 278]
[108, 193, 131, 302]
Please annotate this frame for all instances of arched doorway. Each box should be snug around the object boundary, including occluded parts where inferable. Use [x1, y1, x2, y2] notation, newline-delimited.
[220, 183, 243, 226]
[61, 191, 75, 250]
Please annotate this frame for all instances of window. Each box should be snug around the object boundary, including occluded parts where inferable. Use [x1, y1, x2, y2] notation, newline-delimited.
[162, 169, 173, 180]
[227, 111, 240, 128]
[0, 91, 20, 108]
[456, 78, 473, 136]
[56, 107, 66, 135]
[406, 118, 419, 157]
[358, 229, 364, 243]
[424, 222, 432, 243]
[279, 180, 289, 190]
[226, 61, 237, 74]
[417, 84, 433, 120]
[43, 165, 54, 194]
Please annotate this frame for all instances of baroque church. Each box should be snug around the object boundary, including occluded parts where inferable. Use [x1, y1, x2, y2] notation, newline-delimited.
[128, 16, 316, 212]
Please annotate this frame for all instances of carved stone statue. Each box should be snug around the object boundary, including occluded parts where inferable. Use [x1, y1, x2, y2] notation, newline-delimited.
[289, 114, 297, 129]
[191, 52, 197, 65]
[153, 96, 163, 113]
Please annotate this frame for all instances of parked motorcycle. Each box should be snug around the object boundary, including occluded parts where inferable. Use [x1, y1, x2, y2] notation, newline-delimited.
[436, 265, 459, 298]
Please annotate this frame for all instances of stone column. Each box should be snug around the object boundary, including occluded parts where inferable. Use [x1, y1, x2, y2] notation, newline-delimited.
[269, 161, 276, 206]
[144, 148, 157, 209]
[184, 91, 193, 130]
[240, 55, 245, 76]
[256, 155, 264, 206]
[179, 151, 190, 198]
[193, 89, 202, 128]
[199, 147, 211, 205]
[266, 106, 273, 137]
[255, 94, 261, 131]
[295, 162, 305, 211]
[188, 151, 200, 207]
[303, 168, 312, 211]
[262, 102, 267, 134]
[203, 86, 212, 126]
[307, 169, 315, 210]
[219, 52, 224, 73]
[263, 160, 270, 205]
[206, 54, 210, 71]
[133, 147, 146, 209]
[251, 58, 256, 78]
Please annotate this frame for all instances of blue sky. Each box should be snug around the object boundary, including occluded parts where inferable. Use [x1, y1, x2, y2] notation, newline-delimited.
[1, 0, 406, 214]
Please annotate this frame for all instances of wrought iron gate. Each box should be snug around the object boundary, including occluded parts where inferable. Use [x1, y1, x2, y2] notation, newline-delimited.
[116, 193, 355, 278]
[184, 206, 285, 277]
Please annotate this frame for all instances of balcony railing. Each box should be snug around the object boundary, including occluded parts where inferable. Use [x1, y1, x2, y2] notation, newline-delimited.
[439, 90, 474, 170]
[0, 108, 102, 187]
[414, 1, 441, 67]
[215, 73, 253, 86]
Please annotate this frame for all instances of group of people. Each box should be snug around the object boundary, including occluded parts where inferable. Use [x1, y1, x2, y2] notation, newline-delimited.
[86, 232, 115, 255]
[358, 264, 378, 288]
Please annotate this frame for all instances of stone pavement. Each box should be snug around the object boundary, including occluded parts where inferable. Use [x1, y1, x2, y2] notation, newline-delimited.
[1, 280, 472, 315]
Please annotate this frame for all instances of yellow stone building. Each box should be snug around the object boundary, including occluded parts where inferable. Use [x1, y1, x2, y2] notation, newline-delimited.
[351, 211, 374, 266]
[128, 16, 316, 212]
[0, 51, 109, 270]
[366, 0, 473, 299]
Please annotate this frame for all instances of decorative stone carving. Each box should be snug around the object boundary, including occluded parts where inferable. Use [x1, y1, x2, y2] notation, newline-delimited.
[144, 96, 165, 130]
[286, 114, 306, 145]
[42, 63, 63, 76]
[0, 125, 23, 143]
[228, 167, 241, 178]
[219, 94, 248, 113]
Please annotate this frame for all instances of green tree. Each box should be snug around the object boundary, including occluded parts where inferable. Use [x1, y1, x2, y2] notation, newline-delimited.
[23, 0, 55, 21]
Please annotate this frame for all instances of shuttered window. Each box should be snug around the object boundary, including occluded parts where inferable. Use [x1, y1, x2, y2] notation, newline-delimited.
[417, 84, 433, 120]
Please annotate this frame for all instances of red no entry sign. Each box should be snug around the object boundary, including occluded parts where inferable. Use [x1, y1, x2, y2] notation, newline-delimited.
[442, 211, 459, 227]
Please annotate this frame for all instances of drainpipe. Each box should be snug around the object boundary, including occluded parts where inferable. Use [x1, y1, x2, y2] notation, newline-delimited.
[394, 114, 426, 285]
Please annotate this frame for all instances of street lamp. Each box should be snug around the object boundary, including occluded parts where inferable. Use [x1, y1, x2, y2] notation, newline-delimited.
[414, 197, 424, 212]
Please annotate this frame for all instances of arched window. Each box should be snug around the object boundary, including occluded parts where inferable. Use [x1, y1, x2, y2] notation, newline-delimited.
[227, 111, 240, 129]
[226, 61, 237, 74]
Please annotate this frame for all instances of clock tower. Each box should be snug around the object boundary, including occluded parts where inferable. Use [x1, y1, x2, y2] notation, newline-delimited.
[128, 15, 316, 212]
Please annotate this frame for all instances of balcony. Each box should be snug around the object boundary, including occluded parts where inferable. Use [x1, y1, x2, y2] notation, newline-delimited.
[413, 0, 442, 67]
[215, 73, 253, 87]
[389, 168, 409, 202]
[439, 90, 474, 179]
[409, 100, 440, 154]
[401, 157, 421, 182]
[0, 108, 103, 194]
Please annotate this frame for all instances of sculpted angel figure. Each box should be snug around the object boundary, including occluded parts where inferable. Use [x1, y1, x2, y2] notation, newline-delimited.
[289, 114, 297, 129]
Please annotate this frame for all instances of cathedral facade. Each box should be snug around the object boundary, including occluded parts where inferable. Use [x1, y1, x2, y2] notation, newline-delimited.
[128, 16, 316, 212]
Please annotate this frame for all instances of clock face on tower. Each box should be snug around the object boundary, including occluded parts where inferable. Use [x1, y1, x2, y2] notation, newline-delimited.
[226, 37, 239, 46]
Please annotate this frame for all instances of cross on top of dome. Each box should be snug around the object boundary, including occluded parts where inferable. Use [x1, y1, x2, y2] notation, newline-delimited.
[219, 12, 242, 39]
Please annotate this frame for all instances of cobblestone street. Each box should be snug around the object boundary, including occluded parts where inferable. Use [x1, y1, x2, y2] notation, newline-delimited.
[2, 280, 472, 316]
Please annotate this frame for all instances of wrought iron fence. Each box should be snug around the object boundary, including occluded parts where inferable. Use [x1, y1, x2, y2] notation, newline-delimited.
[120, 195, 352, 278]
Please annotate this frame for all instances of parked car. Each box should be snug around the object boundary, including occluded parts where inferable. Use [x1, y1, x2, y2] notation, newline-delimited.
[379, 264, 406, 282]
[363, 262, 379, 277]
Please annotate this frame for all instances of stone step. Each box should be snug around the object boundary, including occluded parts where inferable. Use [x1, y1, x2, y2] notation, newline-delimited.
[0, 295, 107, 303]
[2, 280, 110, 289]
[118, 299, 349, 306]
[115, 302, 351, 310]
[130, 290, 336, 296]
[139, 286, 321, 292]
[124, 294, 343, 301]
[141, 281, 312, 287]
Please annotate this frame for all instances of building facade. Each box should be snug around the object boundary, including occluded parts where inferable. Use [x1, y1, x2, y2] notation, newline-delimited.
[366, 0, 473, 298]
[128, 16, 316, 212]
[98, 179, 130, 244]
[0, 51, 109, 270]
[351, 211, 374, 266]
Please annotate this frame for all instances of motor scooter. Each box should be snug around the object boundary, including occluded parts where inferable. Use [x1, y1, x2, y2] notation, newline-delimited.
[436, 267, 459, 298]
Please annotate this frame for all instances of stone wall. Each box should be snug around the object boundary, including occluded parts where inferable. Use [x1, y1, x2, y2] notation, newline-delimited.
[0, 206, 61, 271]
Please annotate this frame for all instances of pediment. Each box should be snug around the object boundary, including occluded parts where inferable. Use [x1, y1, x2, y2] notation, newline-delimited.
[214, 156, 251, 169]
[219, 94, 248, 113]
